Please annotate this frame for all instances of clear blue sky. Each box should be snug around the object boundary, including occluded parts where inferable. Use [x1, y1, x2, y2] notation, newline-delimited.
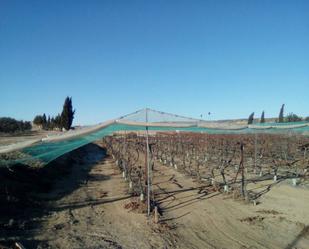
[0, 0, 308, 125]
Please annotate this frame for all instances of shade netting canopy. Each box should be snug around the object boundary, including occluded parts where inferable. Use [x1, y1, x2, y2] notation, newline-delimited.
[1, 108, 308, 167]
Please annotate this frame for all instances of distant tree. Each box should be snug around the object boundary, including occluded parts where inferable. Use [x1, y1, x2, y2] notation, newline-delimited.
[32, 97, 75, 131]
[49, 117, 55, 129]
[34, 114, 56, 130]
[50, 114, 62, 130]
[60, 97, 75, 130]
[305, 117, 309, 122]
[54, 114, 62, 129]
[248, 112, 254, 125]
[0, 117, 32, 133]
[47, 115, 51, 129]
[278, 104, 285, 123]
[260, 111, 265, 123]
[33, 115, 43, 126]
[22, 121, 32, 131]
[285, 113, 302, 122]
[41, 113, 47, 129]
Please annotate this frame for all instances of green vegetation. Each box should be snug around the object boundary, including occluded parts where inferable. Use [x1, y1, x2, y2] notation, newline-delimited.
[33, 96, 75, 131]
[260, 111, 265, 123]
[278, 104, 285, 123]
[61, 97, 75, 130]
[0, 117, 31, 133]
[33, 113, 62, 130]
[249, 106, 307, 124]
[247, 112, 254, 125]
[285, 113, 302, 122]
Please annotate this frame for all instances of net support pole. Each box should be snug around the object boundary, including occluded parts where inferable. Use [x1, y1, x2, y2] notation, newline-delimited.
[254, 133, 257, 173]
[145, 108, 151, 217]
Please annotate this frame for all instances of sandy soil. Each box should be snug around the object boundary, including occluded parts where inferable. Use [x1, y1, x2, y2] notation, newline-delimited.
[1, 143, 174, 249]
[0, 130, 61, 146]
[1, 143, 309, 249]
[32, 156, 175, 249]
[153, 163, 309, 249]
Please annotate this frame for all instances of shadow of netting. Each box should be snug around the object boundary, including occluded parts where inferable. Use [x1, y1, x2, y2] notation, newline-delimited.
[0, 143, 106, 247]
[284, 225, 309, 249]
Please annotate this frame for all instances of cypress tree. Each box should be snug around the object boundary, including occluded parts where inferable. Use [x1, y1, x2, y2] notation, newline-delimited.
[54, 114, 61, 129]
[278, 104, 285, 123]
[47, 115, 51, 129]
[61, 97, 75, 130]
[260, 111, 265, 123]
[33, 115, 43, 126]
[42, 113, 47, 129]
[248, 112, 254, 125]
[50, 117, 55, 129]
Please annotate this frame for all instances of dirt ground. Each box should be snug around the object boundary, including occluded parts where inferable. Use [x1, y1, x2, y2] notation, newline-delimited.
[0, 130, 62, 147]
[30, 155, 175, 249]
[1, 142, 309, 249]
[0, 143, 174, 249]
[152, 163, 309, 249]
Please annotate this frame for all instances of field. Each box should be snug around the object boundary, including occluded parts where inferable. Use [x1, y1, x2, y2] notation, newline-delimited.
[0, 131, 309, 249]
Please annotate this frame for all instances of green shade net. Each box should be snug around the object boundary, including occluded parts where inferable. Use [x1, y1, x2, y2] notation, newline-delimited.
[0, 124, 143, 167]
[252, 120, 309, 127]
[1, 109, 309, 167]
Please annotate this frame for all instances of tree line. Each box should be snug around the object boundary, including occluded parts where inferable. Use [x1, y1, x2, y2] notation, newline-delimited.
[0, 97, 75, 134]
[247, 104, 309, 124]
[0, 118, 32, 133]
[33, 96, 75, 131]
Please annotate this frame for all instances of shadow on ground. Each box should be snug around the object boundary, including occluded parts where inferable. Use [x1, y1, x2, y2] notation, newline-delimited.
[284, 225, 309, 249]
[0, 142, 107, 248]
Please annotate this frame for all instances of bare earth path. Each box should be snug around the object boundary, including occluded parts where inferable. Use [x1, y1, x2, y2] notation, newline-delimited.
[32, 155, 173, 249]
[153, 162, 309, 249]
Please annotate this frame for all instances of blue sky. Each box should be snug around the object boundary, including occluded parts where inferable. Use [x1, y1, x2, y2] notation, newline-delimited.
[0, 0, 308, 125]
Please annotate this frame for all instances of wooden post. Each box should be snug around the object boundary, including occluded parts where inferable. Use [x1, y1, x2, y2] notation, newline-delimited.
[154, 206, 159, 224]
